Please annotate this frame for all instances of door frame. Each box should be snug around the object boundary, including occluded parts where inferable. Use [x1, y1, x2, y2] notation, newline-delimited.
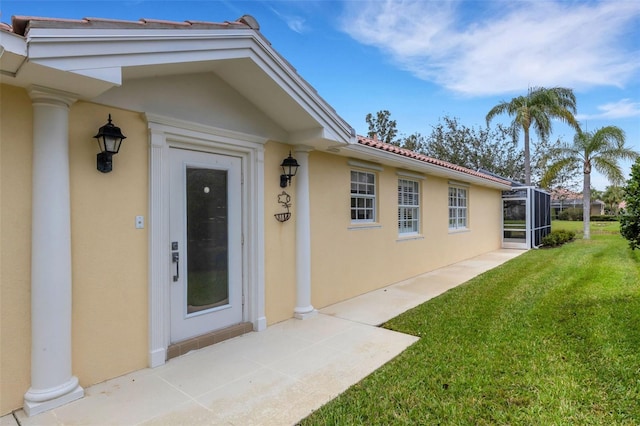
[146, 113, 267, 368]
[501, 188, 530, 250]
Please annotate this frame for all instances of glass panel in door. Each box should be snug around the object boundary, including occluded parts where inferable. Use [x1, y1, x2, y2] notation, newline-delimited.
[186, 167, 229, 314]
[503, 199, 527, 243]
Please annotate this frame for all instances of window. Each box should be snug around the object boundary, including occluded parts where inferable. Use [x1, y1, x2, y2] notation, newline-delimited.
[351, 170, 376, 222]
[398, 179, 419, 234]
[449, 186, 467, 230]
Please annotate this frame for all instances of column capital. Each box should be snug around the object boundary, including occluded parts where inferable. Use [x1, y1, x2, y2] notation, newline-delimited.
[28, 86, 77, 109]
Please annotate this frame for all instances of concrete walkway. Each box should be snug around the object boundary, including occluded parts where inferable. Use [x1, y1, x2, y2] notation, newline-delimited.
[4, 249, 523, 426]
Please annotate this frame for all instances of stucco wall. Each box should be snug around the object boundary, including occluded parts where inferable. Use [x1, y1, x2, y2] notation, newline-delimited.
[0, 91, 150, 415]
[308, 151, 502, 309]
[0, 84, 33, 415]
[0, 84, 502, 415]
[68, 103, 149, 387]
[263, 141, 297, 325]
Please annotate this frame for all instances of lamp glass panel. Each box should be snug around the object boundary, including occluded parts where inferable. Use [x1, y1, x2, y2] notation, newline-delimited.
[104, 136, 120, 153]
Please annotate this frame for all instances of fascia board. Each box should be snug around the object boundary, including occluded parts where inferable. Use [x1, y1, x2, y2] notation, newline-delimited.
[344, 144, 512, 190]
[26, 27, 354, 145]
[0, 30, 27, 56]
[233, 31, 353, 144]
[246, 45, 354, 145]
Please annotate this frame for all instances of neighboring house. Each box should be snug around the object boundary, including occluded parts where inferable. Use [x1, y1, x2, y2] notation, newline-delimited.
[0, 15, 512, 416]
[551, 188, 605, 217]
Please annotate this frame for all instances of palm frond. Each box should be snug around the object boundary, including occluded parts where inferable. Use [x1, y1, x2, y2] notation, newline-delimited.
[540, 156, 578, 188]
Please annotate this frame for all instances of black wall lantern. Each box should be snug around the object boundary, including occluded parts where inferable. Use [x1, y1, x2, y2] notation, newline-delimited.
[93, 114, 126, 173]
[280, 152, 300, 187]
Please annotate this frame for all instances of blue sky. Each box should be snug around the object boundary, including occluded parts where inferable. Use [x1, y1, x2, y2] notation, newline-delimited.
[2, 0, 639, 190]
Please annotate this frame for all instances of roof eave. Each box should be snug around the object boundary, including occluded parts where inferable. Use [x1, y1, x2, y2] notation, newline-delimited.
[16, 20, 353, 145]
[344, 143, 513, 190]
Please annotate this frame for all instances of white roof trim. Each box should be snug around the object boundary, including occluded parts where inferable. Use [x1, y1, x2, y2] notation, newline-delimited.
[22, 25, 354, 145]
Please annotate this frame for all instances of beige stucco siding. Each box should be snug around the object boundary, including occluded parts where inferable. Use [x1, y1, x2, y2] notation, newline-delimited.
[309, 151, 502, 309]
[0, 84, 33, 414]
[263, 141, 297, 325]
[0, 92, 150, 414]
[0, 85, 502, 415]
[68, 103, 149, 386]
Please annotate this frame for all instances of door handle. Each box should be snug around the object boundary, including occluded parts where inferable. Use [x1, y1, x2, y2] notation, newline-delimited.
[172, 252, 180, 282]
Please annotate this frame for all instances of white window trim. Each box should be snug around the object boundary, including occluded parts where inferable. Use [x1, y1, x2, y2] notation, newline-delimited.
[448, 185, 468, 231]
[448, 180, 470, 187]
[348, 159, 384, 172]
[397, 170, 426, 180]
[350, 169, 377, 223]
[398, 178, 420, 236]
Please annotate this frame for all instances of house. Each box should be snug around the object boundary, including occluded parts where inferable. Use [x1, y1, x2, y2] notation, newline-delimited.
[550, 188, 605, 218]
[0, 14, 513, 416]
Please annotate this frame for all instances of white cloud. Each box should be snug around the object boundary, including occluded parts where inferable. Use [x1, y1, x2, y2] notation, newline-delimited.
[577, 99, 640, 120]
[340, 0, 640, 96]
[270, 7, 308, 34]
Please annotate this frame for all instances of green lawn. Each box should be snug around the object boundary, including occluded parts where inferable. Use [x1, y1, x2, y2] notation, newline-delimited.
[553, 219, 621, 235]
[301, 231, 640, 425]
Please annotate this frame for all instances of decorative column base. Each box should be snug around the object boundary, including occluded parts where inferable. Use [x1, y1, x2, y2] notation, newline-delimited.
[24, 377, 84, 417]
[294, 306, 318, 320]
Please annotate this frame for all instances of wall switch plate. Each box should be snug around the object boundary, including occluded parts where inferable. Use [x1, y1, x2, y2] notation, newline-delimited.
[135, 216, 144, 229]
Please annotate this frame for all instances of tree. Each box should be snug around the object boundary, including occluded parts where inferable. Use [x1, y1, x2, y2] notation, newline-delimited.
[366, 110, 399, 145]
[423, 116, 524, 181]
[400, 132, 426, 152]
[542, 126, 639, 239]
[620, 158, 640, 249]
[531, 137, 580, 190]
[486, 86, 580, 185]
[601, 185, 624, 215]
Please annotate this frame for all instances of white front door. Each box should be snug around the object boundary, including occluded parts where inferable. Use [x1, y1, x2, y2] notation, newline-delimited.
[170, 148, 243, 343]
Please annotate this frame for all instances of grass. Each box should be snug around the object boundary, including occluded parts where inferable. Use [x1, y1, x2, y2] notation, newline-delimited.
[300, 229, 640, 425]
[553, 219, 621, 236]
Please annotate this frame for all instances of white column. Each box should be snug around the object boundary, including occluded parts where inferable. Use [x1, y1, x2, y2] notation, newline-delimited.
[147, 125, 169, 368]
[24, 87, 84, 416]
[293, 146, 317, 319]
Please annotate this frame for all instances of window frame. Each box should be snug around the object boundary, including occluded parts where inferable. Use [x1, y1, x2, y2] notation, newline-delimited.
[397, 178, 420, 236]
[448, 185, 468, 231]
[350, 170, 377, 223]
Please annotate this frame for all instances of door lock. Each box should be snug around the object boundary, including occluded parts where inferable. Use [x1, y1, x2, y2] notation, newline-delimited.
[171, 242, 179, 282]
[172, 252, 180, 282]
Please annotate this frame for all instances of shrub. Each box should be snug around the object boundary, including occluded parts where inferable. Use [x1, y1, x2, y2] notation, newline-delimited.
[590, 215, 619, 222]
[620, 158, 640, 250]
[542, 229, 576, 247]
[557, 207, 582, 221]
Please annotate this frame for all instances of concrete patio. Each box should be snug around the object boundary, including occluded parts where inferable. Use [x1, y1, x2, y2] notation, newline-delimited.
[3, 249, 523, 426]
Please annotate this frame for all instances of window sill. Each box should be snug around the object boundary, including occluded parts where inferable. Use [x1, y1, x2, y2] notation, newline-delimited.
[348, 223, 382, 231]
[396, 234, 424, 242]
[448, 228, 470, 234]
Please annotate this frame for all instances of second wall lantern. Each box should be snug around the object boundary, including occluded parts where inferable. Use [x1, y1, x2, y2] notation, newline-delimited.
[93, 114, 126, 173]
[279, 152, 300, 187]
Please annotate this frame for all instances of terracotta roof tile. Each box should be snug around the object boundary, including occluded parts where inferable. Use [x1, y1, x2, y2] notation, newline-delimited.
[357, 135, 511, 185]
[4, 15, 258, 37]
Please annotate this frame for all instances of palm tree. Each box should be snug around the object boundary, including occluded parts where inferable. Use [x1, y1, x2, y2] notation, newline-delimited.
[542, 126, 639, 239]
[602, 185, 624, 215]
[486, 87, 580, 185]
